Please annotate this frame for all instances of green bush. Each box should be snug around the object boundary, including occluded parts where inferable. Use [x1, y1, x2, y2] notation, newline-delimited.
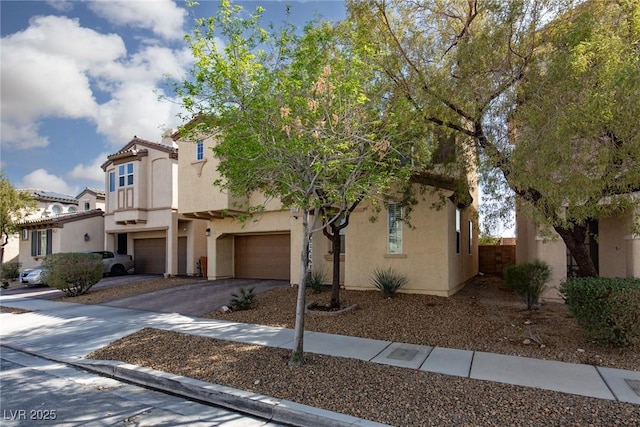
[42, 253, 103, 297]
[230, 287, 256, 311]
[504, 260, 551, 310]
[560, 277, 640, 347]
[371, 267, 408, 298]
[1, 262, 22, 282]
[307, 268, 327, 293]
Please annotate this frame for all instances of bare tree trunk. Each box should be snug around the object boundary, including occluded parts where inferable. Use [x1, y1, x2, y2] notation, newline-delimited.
[289, 208, 312, 366]
[554, 223, 598, 278]
[329, 230, 341, 308]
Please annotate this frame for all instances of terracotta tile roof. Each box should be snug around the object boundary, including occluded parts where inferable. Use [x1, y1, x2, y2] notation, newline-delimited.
[17, 209, 104, 229]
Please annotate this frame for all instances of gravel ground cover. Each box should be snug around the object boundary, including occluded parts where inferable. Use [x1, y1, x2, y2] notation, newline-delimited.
[86, 275, 640, 426]
[90, 328, 640, 426]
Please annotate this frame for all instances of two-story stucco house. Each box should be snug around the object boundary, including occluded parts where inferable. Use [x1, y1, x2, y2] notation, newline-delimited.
[174, 131, 479, 297]
[15, 189, 105, 270]
[101, 135, 207, 276]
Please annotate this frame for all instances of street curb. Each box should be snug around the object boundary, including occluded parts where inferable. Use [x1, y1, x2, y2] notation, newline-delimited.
[74, 359, 390, 427]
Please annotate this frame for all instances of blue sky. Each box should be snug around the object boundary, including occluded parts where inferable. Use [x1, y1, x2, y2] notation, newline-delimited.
[0, 0, 346, 196]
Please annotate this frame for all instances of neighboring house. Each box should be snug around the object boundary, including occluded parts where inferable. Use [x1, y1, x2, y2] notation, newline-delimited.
[175, 131, 479, 297]
[516, 203, 640, 299]
[13, 189, 105, 270]
[77, 187, 106, 212]
[101, 135, 207, 276]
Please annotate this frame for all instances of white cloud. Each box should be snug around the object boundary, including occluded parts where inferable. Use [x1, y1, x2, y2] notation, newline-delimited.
[46, 0, 74, 13]
[0, 13, 191, 150]
[69, 153, 109, 183]
[0, 15, 125, 150]
[88, 0, 187, 41]
[21, 169, 79, 196]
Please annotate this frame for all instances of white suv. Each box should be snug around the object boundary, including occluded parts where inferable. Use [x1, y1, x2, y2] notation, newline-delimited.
[90, 251, 135, 276]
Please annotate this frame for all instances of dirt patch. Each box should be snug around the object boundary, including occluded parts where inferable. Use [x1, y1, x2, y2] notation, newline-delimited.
[0, 306, 31, 314]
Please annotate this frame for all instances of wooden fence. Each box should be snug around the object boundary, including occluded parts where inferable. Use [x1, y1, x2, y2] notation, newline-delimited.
[479, 245, 516, 275]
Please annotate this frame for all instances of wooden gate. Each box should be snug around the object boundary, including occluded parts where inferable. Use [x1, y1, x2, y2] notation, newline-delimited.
[479, 245, 516, 275]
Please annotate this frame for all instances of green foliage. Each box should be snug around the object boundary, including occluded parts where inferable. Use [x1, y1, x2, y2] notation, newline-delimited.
[371, 267, 408, 298]
[560, 277, 640, 347]
[1, 262, 22, 281]
[479, 235, 501, 246]
[0, 174, 37, 263]
[504, 261, 551, 310]
[307, 268, 327, 293]
[42, 253, 103, 297]
[230, 287, 256, 311]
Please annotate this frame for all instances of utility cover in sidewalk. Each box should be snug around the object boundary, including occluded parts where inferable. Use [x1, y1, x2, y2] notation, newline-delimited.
[387, 348, 419, 361]
[626, 379, 640, 396]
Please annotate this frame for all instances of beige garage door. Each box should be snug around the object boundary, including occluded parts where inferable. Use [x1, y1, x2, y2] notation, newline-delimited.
[134, 238, 166, 274]
[235, 234, 290, 280]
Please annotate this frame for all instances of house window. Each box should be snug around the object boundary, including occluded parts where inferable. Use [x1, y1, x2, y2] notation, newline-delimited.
[51, 205, 62, 215]
[84, 202, 90, 211]
[22, 229, 29, 241]
[388, 204, 403, 254]
[118, 162, 134, 187]
[468, 220, 473, 254]
[456, 209, 461, 254]
[68, 206, 77, 213]
[196, 141, 204, 160]
[31, 230, 52, 256]
[109, 172, 115, 192]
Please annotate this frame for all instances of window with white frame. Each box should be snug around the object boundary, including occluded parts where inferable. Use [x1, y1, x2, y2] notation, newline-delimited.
[456, 209, 461, 254]
[118, 162, 134, 187]
[196, 141, 204, 160]
[109, 171, 116, 192]
[388, 204, 403, 254]
[468, 220, 473, 254]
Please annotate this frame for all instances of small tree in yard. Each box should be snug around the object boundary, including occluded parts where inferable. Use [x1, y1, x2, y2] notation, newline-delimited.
[0, 173, 37, 264]
[174, 2, 421, 365]
[504, 261, 551, 310]
[42, 253, 103, 297]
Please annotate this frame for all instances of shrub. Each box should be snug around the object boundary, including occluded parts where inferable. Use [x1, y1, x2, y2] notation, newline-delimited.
[560, 277, 640, 347]
[42, 253, 103, 297]
[230, 287, 256, 311]
[371, 267, 408, 298]
[307, 268, 327, 293]
[504, 261, 551, 310]
[1, 262, 22, 282]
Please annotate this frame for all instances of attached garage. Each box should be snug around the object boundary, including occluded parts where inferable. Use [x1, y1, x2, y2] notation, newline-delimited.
[134, 238, 166, 274]
[234, 234, 290, 280]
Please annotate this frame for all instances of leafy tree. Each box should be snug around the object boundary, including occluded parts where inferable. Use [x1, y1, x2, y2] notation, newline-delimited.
[347, 0, 640, 277]
[174, 1, 420, 365]
[0, 173, 36, 264]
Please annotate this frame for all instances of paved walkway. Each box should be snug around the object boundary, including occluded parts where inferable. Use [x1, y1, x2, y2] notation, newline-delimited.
[1, 292, 639, 426]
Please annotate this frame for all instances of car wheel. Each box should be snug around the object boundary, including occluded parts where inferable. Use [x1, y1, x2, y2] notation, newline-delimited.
[110, 264, 126, 276]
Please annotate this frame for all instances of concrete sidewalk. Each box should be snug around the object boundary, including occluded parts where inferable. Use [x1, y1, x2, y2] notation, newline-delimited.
[1, 296, 639, 426]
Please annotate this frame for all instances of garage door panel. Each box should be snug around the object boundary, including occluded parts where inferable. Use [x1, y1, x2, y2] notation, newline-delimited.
[134, 238, 166, 275]
[235, 234, 290, 280]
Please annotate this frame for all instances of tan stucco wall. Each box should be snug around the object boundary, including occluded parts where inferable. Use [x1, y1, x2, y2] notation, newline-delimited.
[18, 216, 105, 270]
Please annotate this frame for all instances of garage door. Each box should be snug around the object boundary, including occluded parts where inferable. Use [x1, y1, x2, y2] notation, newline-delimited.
[235, 234, 290, 280]
[134, 238, 166, 274]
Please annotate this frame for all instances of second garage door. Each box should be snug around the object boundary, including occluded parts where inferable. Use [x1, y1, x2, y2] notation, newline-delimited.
[134, 238, 166, 274]
[235, 234, 290, 280]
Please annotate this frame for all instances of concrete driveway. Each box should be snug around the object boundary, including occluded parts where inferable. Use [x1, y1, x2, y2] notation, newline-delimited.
[1, 275, 290, 317]
[102, 278, 289, 316]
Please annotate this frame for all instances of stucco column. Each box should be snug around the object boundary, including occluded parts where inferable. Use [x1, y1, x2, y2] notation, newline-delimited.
[165, 214, 178, 277]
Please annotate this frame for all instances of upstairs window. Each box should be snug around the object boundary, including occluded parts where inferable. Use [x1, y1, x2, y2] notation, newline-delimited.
[109, 172, 115, 192]
[118, 162, 134, 187]
[84, 202, 90, 211]
[196, 141, 204, 160]
[388, 204, 403, 254]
